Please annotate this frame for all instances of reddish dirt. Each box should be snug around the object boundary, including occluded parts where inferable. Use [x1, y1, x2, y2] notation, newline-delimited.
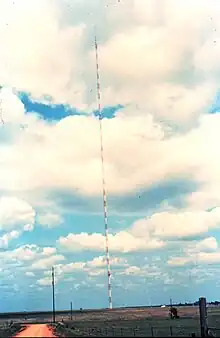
[14, 324, 55, 337]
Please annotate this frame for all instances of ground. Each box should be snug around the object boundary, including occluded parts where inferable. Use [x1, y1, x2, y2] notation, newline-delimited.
[53, 306, 220, 337]
[0, 306, 220, 337]
[14, 324, 55, 337]
[0, 323, 26, 338]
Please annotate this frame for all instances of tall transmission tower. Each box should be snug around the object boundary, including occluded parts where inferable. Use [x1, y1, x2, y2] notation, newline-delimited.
[52, 266, 56, 323]
[94, 34, 113, 309]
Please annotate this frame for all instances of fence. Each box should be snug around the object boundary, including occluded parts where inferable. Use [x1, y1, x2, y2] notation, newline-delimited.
[58, 322, 201, 337]
[207, 298, 220, 337]
[56, 324, 201, 337]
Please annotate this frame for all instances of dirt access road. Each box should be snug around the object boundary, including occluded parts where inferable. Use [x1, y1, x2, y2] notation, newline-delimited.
[14, 324, 55, 337]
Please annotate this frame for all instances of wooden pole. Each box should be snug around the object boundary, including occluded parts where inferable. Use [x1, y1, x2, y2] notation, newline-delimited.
[170, 326, 173, 336]
[199, 297, 208, 337]
[70, 301, 73, 320]
[151, 326, 154, 337]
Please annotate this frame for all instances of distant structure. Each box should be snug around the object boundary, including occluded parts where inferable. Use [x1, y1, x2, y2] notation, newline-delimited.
[94, 33, 112, 309]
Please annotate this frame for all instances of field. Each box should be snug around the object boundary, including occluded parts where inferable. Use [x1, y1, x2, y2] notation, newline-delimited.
[52, 306, 201, 337]
[1, 306, 220, 337]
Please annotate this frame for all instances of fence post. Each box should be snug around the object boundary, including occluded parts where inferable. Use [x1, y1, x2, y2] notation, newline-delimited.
[199, 297, 208, 337]
[170, 326, 173, 336]
[151, 326, 154, 337]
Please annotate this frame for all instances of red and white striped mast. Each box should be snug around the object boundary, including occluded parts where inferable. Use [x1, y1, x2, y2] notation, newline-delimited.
[94, 33, 113, 309]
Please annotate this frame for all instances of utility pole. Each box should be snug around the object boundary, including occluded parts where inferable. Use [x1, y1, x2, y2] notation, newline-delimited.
[52, 266, 56, 323]
[70, 301, 73, 320]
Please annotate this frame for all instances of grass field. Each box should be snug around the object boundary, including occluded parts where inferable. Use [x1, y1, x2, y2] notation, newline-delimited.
[53, 306, 202, 337]
[1, 306, 220, 337]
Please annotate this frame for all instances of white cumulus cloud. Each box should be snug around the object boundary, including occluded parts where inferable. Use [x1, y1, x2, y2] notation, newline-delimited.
[0, 196, 35, 232]
[0, 230, 20, 248]
[168, 237, 220, 266]
[37, 212, 63, 228]
[130, 208, 220, 239]
[31, 254, 65, 270]
[58, 230, 164, 253]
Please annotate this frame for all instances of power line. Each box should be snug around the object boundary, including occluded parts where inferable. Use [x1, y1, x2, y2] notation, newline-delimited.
[94, 33, 112, 310]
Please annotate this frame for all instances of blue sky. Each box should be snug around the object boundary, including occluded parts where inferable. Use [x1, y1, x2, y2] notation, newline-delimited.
[19, 92, 122, 121]
[0, 0, 220, 313]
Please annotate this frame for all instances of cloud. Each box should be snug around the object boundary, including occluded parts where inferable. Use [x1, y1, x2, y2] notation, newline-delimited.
[0, 196, 35, 232]
[37, 277, 52, 287]
[168, 237, 220, 266]
[86, 256, 127, 268]
[0, 94, 201, 196]
[37, 211, 63, 228]
[168, 252, 220, 266]
[0, 0, 219, 121]
[58, 231, 164, 253]
[42, 247, 56, 256]
[122, 266, 144, 276]
[53, 256, 128, 278]
[89, 0, 219, 124]
[58, 207, 220, 254]
[1, 246, 128, 288]
[0, 196, 36, 247]
[130, 207, 220, 239]
[31, 254, 65, 270]
[1, 87, 220, 204]
[0, 230, 20, 248]
[39, 255, 128, 284]
[167, 256, 190, 267]
[0, 87, 26, 124]
[0, 244, 59, 264]
[0, 0, 86, 108]
[1, 88, 220, 205]
[25, 271, 35, 277]
[121, 265, 161, 279]
[190, 237, 218, 253]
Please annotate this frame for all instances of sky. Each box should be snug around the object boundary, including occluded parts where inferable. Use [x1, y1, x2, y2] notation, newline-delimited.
[0, 0, 220, 312]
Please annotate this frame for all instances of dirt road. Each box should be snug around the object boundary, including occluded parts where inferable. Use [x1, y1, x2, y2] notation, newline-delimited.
[14, 324, 55, 337]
